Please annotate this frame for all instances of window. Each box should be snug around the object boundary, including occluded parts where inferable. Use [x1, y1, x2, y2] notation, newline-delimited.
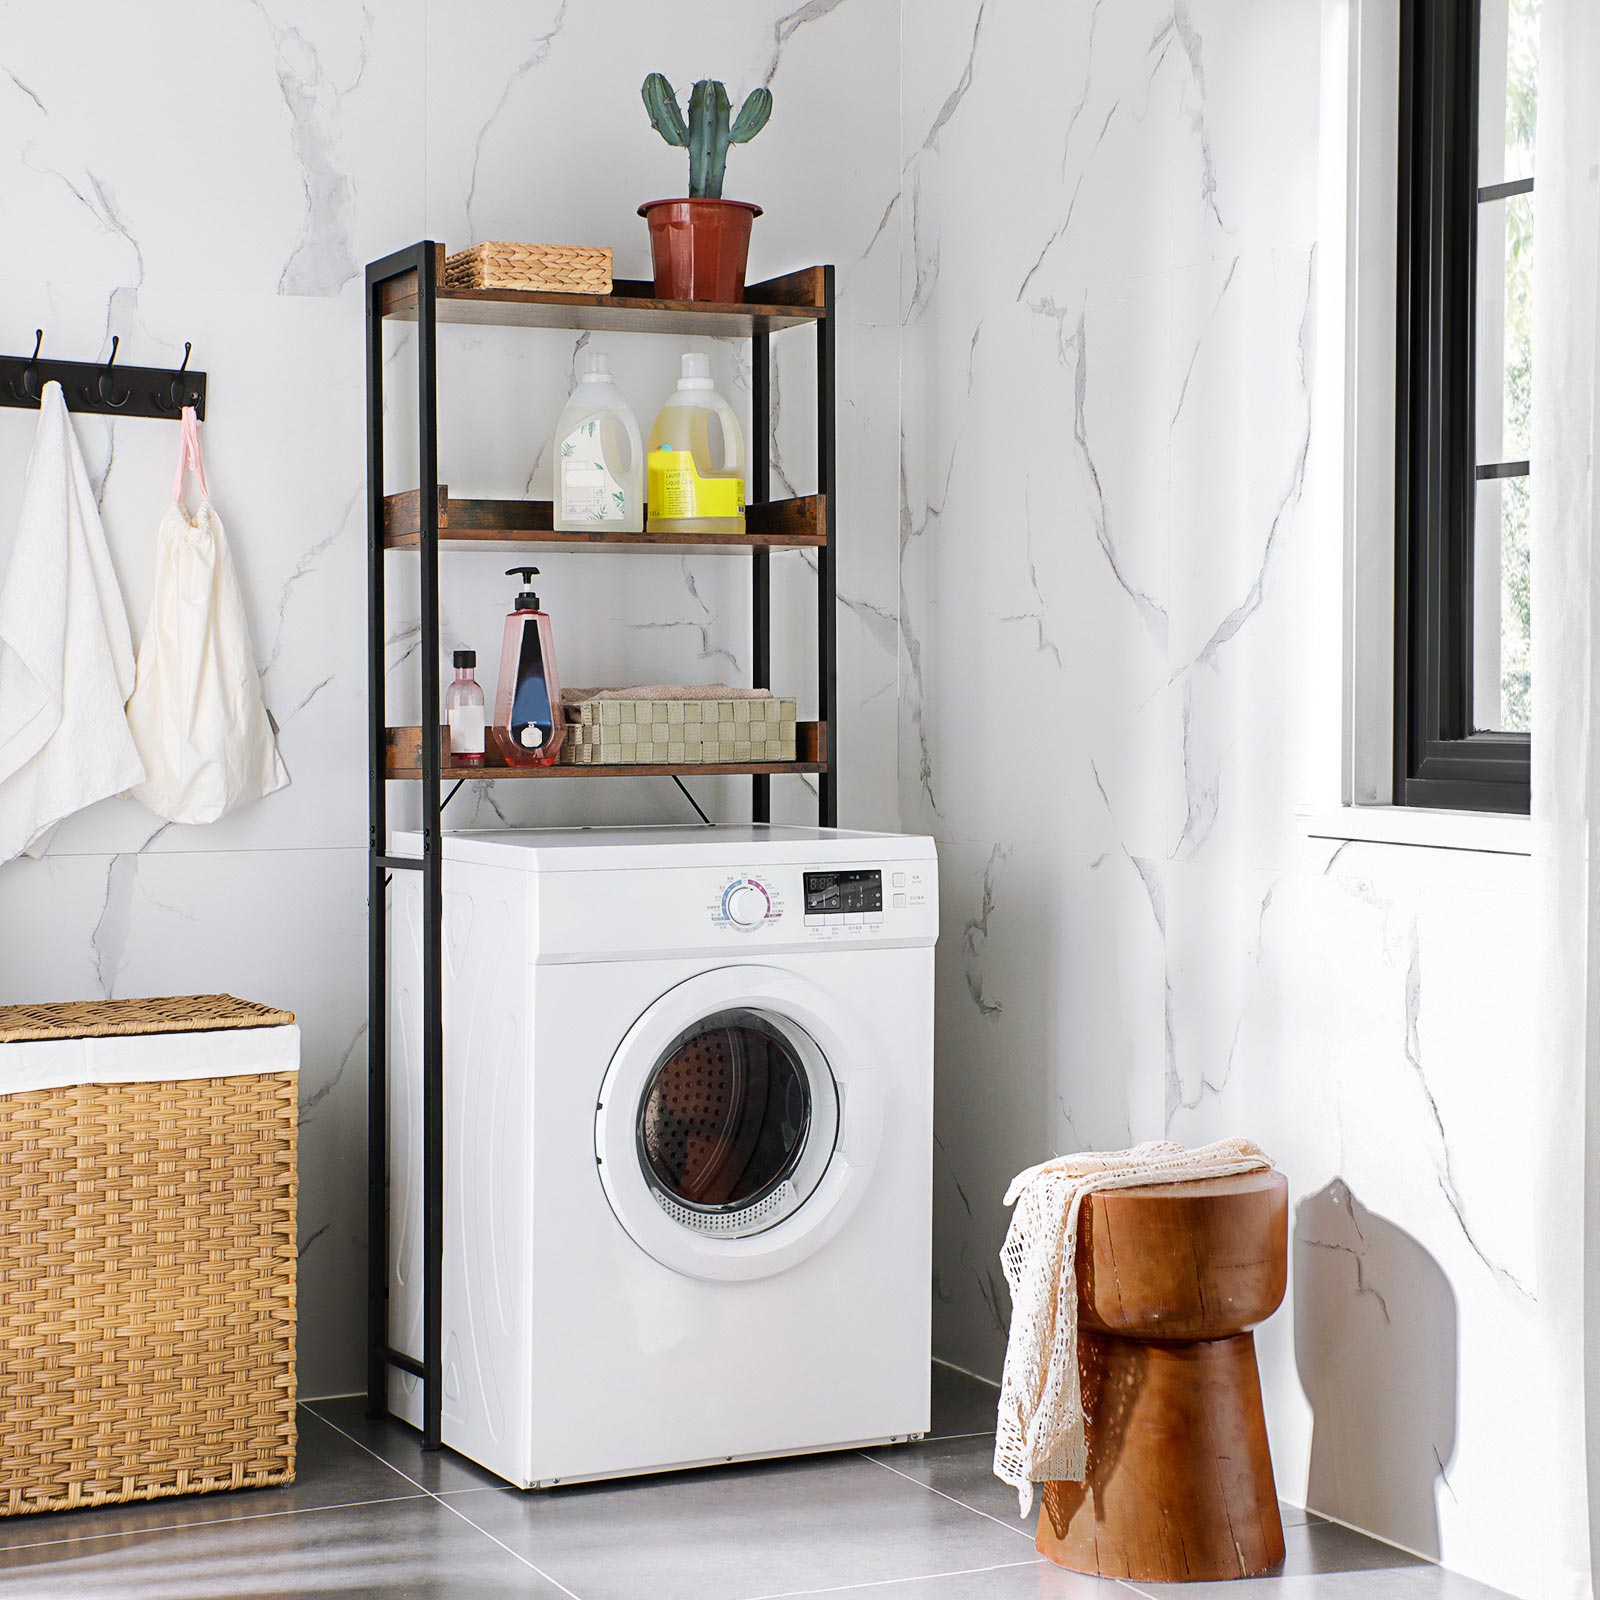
[1394, 0, 1539, 812]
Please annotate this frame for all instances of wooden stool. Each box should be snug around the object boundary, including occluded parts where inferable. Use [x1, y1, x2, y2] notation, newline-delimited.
[1036, 1169, 1288, 1583]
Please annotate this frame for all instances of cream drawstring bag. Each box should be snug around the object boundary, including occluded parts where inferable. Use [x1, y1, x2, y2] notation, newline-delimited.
[126, 408, 288, 823]
[993, 1137, 1273, 1515]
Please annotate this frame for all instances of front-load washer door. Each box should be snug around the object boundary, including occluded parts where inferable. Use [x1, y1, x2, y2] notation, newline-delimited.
[595, 966, 884, 1282]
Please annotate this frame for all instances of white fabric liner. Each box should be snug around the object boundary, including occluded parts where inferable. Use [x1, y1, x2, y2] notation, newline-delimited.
[0, 1023, 299, 1096]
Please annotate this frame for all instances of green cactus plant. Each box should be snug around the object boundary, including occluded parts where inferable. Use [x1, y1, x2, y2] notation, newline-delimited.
[641, 73, 772, 200]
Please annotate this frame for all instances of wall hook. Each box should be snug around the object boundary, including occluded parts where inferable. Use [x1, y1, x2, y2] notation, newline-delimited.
[8, 330, 44, 403]
[89, 335, 130, 410]
[1, 331, 206, 420]
[154, 342, 195, 414]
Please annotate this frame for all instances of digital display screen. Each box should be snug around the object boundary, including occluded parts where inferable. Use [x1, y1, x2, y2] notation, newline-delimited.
[804, 870, 883, 916]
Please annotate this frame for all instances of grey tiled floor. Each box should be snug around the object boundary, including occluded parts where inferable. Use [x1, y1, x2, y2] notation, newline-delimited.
[0, 1366, 1511, 1599]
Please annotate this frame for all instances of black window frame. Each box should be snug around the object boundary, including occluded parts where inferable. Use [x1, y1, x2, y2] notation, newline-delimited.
[1394, 0, 1531, 813]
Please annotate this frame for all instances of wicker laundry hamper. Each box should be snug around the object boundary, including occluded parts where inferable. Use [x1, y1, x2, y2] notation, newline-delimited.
[0, 995, 300, 1516]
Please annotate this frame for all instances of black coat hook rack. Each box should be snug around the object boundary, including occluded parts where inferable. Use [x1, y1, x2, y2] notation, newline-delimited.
[0, 330, 206, 420]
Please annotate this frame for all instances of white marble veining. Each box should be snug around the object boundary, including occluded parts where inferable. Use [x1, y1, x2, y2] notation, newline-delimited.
[0, 0, 902, 1396]
[898, 2, 1546, 1595]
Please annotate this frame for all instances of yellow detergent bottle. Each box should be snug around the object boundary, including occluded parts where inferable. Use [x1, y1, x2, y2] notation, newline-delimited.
[646, 353, 747, 535]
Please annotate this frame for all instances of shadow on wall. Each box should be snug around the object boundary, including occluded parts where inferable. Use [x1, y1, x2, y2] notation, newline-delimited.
[1294, 1179, 1457, 1561]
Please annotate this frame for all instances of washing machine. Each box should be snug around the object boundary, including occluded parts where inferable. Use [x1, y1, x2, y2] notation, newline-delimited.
[386, 823, 938, 1487]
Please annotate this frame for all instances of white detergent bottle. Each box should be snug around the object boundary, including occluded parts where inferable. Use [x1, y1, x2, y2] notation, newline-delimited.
[646, 353, 747, 535]
[552, 351, 644, 533]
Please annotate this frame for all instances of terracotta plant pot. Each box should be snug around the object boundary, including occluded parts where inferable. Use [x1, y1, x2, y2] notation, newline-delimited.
[639, 198, 763, 303]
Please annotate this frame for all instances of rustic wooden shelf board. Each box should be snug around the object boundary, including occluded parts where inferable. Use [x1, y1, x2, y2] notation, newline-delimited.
[387, 758, 828, 780]
[383, 489, 824, 551]
[379, 257, 826, 335]
[385, 722, 828, 780]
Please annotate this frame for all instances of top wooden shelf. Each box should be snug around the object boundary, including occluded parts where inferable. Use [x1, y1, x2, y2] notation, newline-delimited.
[380, 248, 826, 336]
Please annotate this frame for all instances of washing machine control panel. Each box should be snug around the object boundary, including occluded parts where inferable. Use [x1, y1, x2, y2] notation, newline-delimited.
[713, 875, 782, 932]
[802, 861, 934, 937]
[703, 861, 936, 940]
[803, 869, 882, 917]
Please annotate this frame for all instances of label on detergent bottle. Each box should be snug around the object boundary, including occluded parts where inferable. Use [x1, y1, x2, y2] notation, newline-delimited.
[648, 446, 745, 522]
[559, 419, 626, 524]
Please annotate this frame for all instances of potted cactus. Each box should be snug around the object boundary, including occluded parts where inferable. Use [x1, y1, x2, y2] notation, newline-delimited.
[638, 73, 772, 303]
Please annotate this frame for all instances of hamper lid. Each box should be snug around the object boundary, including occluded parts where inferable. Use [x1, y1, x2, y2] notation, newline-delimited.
[0, 994, 296, 1045]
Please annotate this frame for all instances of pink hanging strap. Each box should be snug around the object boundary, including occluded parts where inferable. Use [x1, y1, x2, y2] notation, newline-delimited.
[170, 405, 209, 503]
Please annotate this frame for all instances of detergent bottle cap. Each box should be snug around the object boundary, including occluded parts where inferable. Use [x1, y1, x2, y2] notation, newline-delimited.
[677, 352, 714, 390]
[577, 351, 612, 383]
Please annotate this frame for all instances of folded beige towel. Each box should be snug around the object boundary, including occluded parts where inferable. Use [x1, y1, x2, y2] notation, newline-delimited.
[993, 1137, 1273, 1515]
[562, 683, 773, 703]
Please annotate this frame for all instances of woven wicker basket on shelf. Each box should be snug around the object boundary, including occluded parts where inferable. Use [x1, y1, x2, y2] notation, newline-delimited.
[0, 994, 299, 1517]
[443, 241, 613, 295]
[560, 694, 797, 765]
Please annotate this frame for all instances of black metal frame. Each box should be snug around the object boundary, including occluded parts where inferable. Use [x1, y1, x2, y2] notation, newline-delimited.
[366, 243, 837, 1449]
[366, 241, 445, 1447]
[1394, 0, 1530, 813]
[816, 267, 839, 828]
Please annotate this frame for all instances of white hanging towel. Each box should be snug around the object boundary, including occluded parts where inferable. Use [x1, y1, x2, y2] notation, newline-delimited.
[0, 382, 144, 863]
[993, 1137, 1274, 1515]
[126, 407, 288, 823]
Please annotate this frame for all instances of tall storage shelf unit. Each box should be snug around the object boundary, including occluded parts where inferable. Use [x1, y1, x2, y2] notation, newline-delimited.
[364, 241, 838, 1448]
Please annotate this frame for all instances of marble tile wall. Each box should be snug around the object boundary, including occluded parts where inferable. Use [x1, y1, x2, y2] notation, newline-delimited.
[0, 0, 902, 1398]
[0, 6, 1557, 1589]
[897, 2, 1547, 1593]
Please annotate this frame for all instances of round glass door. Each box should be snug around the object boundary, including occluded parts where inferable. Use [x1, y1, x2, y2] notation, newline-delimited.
[635, 1008, 837, 1238]
[595, 966, 882, 1281]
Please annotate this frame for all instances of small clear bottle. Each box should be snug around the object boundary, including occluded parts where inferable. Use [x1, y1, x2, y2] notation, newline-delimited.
[445, 649, 485, 767]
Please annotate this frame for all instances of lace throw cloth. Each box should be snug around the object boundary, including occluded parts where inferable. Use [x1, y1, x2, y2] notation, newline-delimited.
[993, 1137, 1273, 1515]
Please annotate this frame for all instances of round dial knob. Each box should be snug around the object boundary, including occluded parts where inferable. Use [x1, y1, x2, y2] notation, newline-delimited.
[725, 883, 770, 929]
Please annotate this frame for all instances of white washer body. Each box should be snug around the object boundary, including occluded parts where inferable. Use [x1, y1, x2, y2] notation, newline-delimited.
[387, 824, 938, 1488]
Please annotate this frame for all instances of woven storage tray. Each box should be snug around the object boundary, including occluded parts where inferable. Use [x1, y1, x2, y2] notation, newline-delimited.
[561, 695, 797, 766]
[443, 241, 613, 295]
[0, 995, 298, 1516]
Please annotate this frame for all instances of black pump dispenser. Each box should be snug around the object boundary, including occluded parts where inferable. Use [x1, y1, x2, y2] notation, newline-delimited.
[506, 566, 542, 611]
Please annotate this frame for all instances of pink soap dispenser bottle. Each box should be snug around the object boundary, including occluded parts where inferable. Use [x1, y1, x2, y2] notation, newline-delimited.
[491, 566, 565, 767]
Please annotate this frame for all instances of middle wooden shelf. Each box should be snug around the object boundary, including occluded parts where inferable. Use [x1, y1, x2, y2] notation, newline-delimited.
[385, 721, 828, 779]
[383, 488, 825, 552]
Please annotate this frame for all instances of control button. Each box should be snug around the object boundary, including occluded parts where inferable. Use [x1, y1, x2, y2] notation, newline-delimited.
[893, 893, 907, 909]
[892, 872, 906, 888]
[725, 882, 770, 929]
[846, 913, 864, 928]
[867, 912, 884, 925]
[804, 914, 822, 927]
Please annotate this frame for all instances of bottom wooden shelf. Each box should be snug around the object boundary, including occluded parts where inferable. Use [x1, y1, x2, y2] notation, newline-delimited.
[384, 723, 827, 780]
